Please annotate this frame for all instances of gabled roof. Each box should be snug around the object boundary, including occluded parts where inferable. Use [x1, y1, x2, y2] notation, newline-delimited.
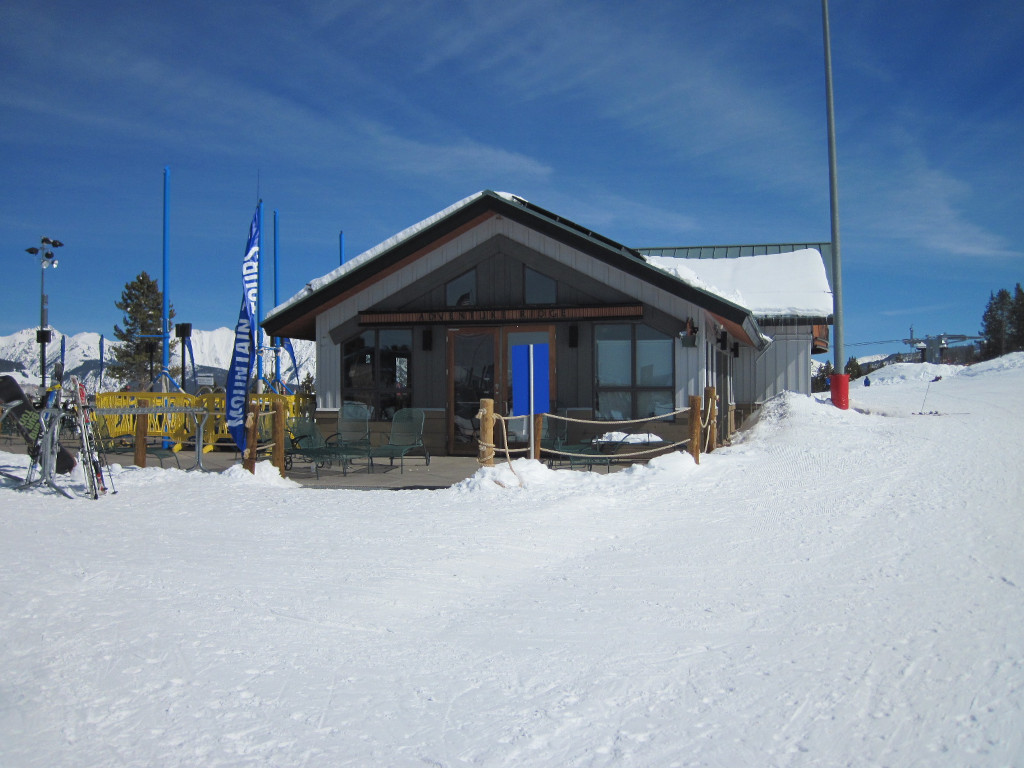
[263, 191, 767, 345]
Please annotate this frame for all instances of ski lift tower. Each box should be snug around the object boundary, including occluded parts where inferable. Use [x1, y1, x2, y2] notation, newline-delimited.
[902, 328, 983, 364]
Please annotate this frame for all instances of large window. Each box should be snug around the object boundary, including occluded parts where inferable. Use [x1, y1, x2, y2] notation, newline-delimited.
[524, 267, 556, 305]
[595, 324, 674, 420]
[446, 270, 476, 307]
[342, 329, 412, 420]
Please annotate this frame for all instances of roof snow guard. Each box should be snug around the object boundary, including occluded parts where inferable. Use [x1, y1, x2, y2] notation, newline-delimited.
[263, 191, 769, 348]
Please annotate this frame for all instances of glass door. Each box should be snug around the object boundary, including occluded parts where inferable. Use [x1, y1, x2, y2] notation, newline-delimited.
[448, 329, 498, 453]
[502, 327, 556, 445]
[447, 326, 557, 454]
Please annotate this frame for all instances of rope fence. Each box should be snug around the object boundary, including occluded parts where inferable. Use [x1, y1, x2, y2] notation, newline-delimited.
[477, 387, 718, 474]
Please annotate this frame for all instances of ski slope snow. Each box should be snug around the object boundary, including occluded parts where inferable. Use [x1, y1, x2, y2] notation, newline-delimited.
[2, 356, 1023, 766]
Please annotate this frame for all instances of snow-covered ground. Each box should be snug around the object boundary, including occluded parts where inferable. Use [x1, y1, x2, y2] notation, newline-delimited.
[2, 356, 1023, 767]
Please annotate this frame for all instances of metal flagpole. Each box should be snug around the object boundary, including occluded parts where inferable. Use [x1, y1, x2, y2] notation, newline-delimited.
[274, 209, 281, 386]
[528, 345, 535, 460]
[256, 201, 264, 389]
[822, 0, 844, 372]
[161, 166, 171, 391]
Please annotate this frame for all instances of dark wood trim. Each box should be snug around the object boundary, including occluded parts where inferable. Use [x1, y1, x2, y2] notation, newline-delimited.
[360, 304, 643, 326]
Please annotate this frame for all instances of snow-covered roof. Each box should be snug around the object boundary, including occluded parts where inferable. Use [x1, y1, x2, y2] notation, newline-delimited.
[264, 191, 825, 344]
[644, 249, 833, 320]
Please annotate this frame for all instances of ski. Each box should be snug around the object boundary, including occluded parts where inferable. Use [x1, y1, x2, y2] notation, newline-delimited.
[68, 375, 107, 498]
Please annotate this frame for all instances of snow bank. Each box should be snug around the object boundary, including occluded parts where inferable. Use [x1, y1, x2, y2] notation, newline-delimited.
[959, 351, 1024, 377]
[454, 451, 698, 496]
[867, 361, 962, 385]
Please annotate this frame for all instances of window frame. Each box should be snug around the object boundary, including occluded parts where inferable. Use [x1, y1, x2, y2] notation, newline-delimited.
[445, 269, 477, 307]
[523, 266, 557, 305]
[594, 322, 675, 421]
[341, 328, 413, 421]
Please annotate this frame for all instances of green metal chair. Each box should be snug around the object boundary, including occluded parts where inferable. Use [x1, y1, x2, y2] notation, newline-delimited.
[369, 407, 429, 473]
[542, 414, 613, 472]
[283, 417, 330, 476]
[323, 402, 372, 475]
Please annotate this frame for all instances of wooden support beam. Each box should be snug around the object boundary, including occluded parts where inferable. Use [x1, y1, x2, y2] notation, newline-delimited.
[243, 401, 259, 473]
[273, 400, 286, 477]
[689, 395, 702, 465]
[479, 398, 494, 467]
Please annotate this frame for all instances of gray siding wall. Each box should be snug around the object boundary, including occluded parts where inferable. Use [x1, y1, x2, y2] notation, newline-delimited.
[734, 324, 813, 405]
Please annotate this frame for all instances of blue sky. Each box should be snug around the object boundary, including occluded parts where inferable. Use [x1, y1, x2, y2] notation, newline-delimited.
[2, 0, 1022, 361]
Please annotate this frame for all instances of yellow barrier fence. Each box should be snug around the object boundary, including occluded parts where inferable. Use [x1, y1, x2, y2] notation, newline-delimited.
[95, 391, 314, 450]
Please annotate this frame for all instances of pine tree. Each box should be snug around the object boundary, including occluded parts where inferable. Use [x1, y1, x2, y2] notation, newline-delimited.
[844, 356, 863, 380]
[980, 288, 1012, 360]
[812, 360, 834, 392]
[109, 271, 176, 388]
[1010, 283, 1024, 352]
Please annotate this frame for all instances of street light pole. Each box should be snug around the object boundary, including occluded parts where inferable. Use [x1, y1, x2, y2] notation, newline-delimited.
[25, 237, 63, 391]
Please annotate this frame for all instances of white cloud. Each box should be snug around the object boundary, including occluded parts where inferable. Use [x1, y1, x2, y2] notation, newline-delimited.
[852, 145, 1021, 260]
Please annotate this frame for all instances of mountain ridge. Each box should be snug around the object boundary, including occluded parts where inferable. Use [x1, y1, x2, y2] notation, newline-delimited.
[0, 327, 315, 395]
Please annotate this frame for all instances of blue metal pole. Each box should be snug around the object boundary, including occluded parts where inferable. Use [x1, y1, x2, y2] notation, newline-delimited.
[274, 208, 281, 383]
[257, 200, 264, 383]
[162, 166, 171, 380]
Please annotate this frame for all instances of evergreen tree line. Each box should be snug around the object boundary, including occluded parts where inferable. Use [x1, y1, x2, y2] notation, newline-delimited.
[979, 284, 1024, 360]
[811, 358, 862, 393]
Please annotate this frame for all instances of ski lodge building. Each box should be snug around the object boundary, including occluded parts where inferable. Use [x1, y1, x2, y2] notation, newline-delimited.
[262, 191, 833, 456]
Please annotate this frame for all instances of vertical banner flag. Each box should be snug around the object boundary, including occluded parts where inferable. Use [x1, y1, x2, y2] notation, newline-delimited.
[283, 338, 300, 384]
[98, 335, 105, 388]
[225, 206, 261, 452]
[184, 336, 197, 392]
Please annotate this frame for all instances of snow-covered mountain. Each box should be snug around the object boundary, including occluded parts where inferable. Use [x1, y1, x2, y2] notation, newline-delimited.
[0, 327, 314, 395]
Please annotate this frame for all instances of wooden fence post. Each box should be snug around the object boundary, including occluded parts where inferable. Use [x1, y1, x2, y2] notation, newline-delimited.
[688, 394, 702, 465]
[243, 400, 260, 473]
[273, 400, 286, 477]
[704, 386, 717, 452]
[479, 398, 495, 466]
[134, 400, 148, 467]
[533, 413, 544, 462]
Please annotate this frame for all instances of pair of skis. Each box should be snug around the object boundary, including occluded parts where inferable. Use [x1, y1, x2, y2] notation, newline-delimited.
[66, 376, 113, 498]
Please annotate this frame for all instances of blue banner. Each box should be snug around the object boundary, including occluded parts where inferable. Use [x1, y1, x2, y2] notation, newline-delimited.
[282, 338, 300, 384]
[225, 206, 261, 452]
[184, 336, 197, 391]
[98, 335, 104, 387]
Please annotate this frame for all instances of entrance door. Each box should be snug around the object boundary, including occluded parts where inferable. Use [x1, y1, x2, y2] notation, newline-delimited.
[447, 326, 556, 454]
[448, 329, 498, 453]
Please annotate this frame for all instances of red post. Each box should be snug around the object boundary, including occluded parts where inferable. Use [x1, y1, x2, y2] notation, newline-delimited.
[830, 374, 850, 410]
